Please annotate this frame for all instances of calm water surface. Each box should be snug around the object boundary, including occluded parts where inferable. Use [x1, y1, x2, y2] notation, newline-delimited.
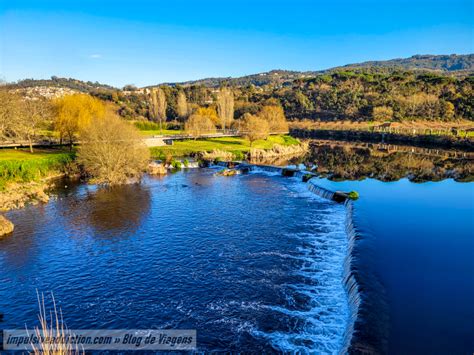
[0, 169, 349, 353]
[316, 177, 474, 354]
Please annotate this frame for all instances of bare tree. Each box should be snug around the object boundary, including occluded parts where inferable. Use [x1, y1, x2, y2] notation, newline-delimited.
[0, 90, 52, 152]
[148, 88, 167, 132]
[258, 105, 288, 133]
[0, 89, 21, 140]
[241, 113, 269, 146]
[78, 113, 150, 185]
[185, 114, 216, 138]
[176, 91, 188, 120]
[217, 87, 234, 131]
[15, 99, 52, 152]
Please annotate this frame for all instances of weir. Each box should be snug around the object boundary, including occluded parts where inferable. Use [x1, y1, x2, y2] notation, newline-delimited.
[306, 181, 388, 354]
[236, 163, 385, 353]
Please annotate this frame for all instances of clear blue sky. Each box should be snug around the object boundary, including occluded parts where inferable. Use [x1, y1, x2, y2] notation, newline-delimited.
[1, 0, 473, 87]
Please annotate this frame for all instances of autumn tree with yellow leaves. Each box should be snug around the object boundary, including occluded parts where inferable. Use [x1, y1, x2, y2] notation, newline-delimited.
[195, 107, 220, 126]
[53, 94, 106, 146]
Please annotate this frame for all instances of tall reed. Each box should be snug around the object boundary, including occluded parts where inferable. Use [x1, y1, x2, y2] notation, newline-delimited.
[28, 291, 83, 355]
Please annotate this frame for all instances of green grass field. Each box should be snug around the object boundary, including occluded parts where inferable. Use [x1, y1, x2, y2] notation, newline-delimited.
[150, 135, 299, 159]
[0, 148, 73, 161]
[0, 148, 74, 188]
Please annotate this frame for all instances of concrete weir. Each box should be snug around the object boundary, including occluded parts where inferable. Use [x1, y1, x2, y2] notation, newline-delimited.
[210, 160, 374, 353]
[230, 162, 353, 203]
[306, 180, 386, 354]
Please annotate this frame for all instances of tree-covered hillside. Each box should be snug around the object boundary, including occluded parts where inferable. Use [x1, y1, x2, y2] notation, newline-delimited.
[6, 55, 474, 122]
[162, 54, 474, 88]
[336, 54, 474, 72]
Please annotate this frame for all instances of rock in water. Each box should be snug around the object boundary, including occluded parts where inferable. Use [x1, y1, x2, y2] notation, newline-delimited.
[148, 162, 167, 175]
[215, 169, 238, 177]
[0, 215, 14, 237]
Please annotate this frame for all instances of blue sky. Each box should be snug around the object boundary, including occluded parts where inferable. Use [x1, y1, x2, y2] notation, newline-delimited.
[1, 0, 473, 87]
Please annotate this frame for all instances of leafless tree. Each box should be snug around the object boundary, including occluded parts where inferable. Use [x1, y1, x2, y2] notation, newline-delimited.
[241, 113, 269, 146]
[185, 114, 216, 138]
[176, 91, 189, 120]
[78, 113, 150, 185]
[148, 87, 167, 131]
[217, 87, 234, 131]
[15, 98, 53, 152]
[0, 89, 21, 140]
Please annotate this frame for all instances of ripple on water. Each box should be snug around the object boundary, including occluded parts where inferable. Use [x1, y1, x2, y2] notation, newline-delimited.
[0, 170, 349, 353]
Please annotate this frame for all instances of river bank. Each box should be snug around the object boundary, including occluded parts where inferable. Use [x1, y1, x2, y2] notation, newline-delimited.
[0, 137, 306, 235]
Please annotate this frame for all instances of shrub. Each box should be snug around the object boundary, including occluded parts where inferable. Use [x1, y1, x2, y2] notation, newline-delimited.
[348, 191, 359, 200]
[134, 121, 171, 131]
[373, 106, 394, 121]
[171, 160, 182, 169]
[78, 114, 150, 185]
[233, 151, 245, 160]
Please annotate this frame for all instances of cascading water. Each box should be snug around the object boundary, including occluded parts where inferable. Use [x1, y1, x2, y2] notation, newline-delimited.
[307, 181, 336, 201]
[305, 180, 388, 354]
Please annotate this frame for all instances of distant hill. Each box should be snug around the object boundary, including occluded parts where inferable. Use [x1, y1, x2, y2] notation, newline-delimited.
[6, 54, 473, 91]
[159, 69, 317, 88]
[335, 54, 474, 72]
[8, 76, 117, 93]
[162, 54, 473, 88]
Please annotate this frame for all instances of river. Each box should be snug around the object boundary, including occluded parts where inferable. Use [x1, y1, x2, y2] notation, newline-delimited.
[1, 169, 349, 353]
[0, 140, 473, 353]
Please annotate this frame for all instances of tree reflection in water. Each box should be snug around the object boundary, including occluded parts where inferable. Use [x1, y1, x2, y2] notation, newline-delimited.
[58, 182, 152, 238]
[88, 184, 151, 234]
[306, 140, 474, 182]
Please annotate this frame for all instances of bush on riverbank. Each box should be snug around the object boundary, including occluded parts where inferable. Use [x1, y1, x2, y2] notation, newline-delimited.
[78, 114, 150, 185]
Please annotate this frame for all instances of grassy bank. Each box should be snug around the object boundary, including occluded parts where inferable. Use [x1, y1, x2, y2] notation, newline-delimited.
[0, 149, 75, 189]
[149, 135, 299, 159]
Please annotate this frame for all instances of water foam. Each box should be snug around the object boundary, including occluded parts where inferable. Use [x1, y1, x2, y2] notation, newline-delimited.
[243, 176, 350, 353]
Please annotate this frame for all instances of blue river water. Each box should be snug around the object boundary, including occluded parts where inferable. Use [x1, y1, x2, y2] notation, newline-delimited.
[0, 169, 349, 353]
[316, 178, 474, 354]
